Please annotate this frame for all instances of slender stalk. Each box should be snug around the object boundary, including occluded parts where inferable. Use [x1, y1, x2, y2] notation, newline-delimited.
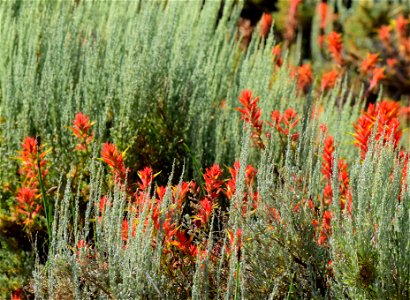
[183, 143, 205, 187]
[37, 149, 52, 241]
[234, 261, 241, 300]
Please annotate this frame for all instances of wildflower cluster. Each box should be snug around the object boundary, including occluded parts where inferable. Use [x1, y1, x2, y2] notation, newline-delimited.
[290, 63, 313, 94]
[268, 108, 300, 141]
[225, 161, 258, 216]
[237, 90, 301, 149]
[353, 100, 402, 158]
[235, 88, 404, 252]
[321, 134, 352, 211]
[373, 15, 410, 95]
[95, 141, 255, 275]
[236, 90, 264, 149]
[327, 31, 344, 66]
[321, 69, 339, 92]
[263, 10, 410, 98]
[317, 133, 352, 245]
[3, 2, 410, 299]
[14, 137, 49, 226]
[101, 142, 128, 184]
[69, 112, 94, 152]
[14, 87, 406, 299]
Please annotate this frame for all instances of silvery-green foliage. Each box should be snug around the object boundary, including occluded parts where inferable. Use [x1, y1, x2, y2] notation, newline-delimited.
[2, 0, 410, 299]
[330, 139, 410, 299]
[0, 0, 362, 181]
[35, 108, 410, 299]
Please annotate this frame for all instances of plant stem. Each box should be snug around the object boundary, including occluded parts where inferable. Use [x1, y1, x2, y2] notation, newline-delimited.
[234, 261, 241, 300]
[37, 150, 52, 241]
[183, 143, 204, 187]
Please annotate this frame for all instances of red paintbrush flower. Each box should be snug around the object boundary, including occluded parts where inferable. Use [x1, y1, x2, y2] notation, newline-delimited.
[17, 137, 48, 188]
[237, 90, 265, 149]
[226, 228, 243, 256]
[170, 229, 193, 254]
[151, 187, 168, 231]
[70, 112, 93, 139]
[378, 25, 391, 45]
[353, 100, 402, 158]
[101, 143, 127, 182]
[18, 137, 39, 182]
[137, 166, 154, 190]
[21, 137, 38, 156]
[203, 164, 223, 200]
[69, 112, 94, 151]
[321, 70, 339, 92]
[369, 67, 385, 91]
[268, 108, 300, 140]
[224, 161, 258, 217]
[172, 181, 193, 209]
[259, 13, 272, 38]
[318, 210, 332, 245]
[268, 206, 281, 224]
[294, 64, 313, 93]
[163, 219, 176, 240]
[122, 218, 136, 243]
[99, 196, 107, 213]
[375, 99, 400, 119]
[11, 289, 22, 300]
[318, 233, 327, 246]
[96, 196, 108, 222]
[322, 136, 335, 180]
[353, 114, 373, 156]
[151, 205, 161, 230]
[225, 161, 240, 200]
[322, 210, 332, 230]
[360, 53, 379, 75]
[272, 45, 283, 67]
[323, 184, 333, 205]
[399, 151, 409, 186]
[327, 32, 343, 65]
[245, 164, 257, 186]
[188, 244, 207, 259]
[282, 108, 300, 127]
[15, 137, 49, 226]
[122, 219, 129, 241]
[194, 198, 216, 227]
[321, 135, 352, 212]
[338, 159, 352, 212]
[237, 90, 259, 122]
[77, 239, 86, 249]
[395, 15, 408, 41]
[318, 2, 328, 29]
[15, 186, 41, 226]
[156, 186, 167, 202]
[270, 110, 281, 125]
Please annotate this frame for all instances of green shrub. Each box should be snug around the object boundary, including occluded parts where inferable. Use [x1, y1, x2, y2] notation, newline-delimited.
[0, 1, 409, 299]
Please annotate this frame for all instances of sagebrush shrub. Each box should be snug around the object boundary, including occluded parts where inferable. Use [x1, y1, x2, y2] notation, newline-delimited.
[0, 1, 409, 299]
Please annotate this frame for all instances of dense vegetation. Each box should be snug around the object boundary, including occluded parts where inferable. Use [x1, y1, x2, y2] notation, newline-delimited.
[1, 1, 410, 299]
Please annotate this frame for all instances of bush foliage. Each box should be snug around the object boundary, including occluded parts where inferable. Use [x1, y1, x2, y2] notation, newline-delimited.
[0, 0, 410, 299]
